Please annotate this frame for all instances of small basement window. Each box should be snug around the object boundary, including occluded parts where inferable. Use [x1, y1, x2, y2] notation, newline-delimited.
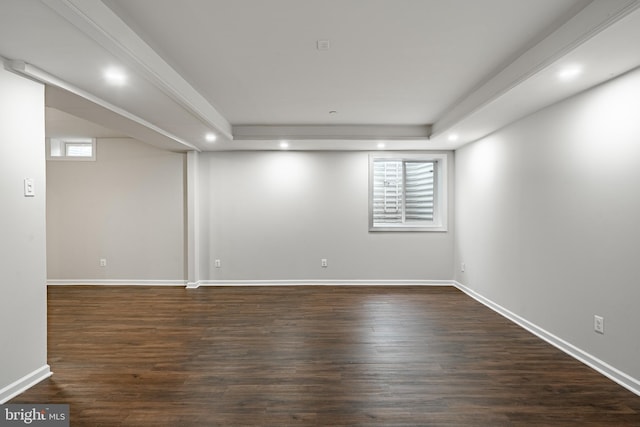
[47, 138, 96, 161]
[369, 153, 448, 232]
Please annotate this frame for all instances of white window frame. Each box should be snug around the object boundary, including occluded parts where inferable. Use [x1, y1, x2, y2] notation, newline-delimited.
[369, 152, 448, 232]
[46, 138, 96, 161]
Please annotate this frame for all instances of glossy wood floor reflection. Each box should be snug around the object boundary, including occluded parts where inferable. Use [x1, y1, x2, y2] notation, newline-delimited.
[11, 286, 640, 426]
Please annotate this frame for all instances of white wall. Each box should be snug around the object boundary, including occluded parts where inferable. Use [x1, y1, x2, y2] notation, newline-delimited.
[0, 65, 49, 400]
[455, 67, 640, 382]
[198, 150, 454, 281]
[46, 138, 186, 282]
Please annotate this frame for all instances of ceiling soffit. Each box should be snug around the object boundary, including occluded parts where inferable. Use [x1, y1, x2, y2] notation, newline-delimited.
[5, 0, 640, 150]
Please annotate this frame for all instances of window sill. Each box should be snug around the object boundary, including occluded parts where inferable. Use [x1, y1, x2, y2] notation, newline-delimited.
[369, 224, 448, 232]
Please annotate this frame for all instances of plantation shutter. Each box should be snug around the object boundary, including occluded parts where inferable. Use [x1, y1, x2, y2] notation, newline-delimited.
[404, 161, 435, 222]
[372, 160, 403, 224]
[372, 160, 435, 226]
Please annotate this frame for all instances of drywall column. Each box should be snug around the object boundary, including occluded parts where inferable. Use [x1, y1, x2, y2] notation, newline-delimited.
[186, 150, 200, 287]
[0, 63, 50, 402]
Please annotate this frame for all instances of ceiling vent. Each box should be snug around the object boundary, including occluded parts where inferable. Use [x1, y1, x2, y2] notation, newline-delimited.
[317, 39, 330, 51]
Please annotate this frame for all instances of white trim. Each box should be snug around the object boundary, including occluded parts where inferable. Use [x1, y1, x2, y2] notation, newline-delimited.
[194, 280, 453, 287]
[186, 151, 200, 286]
[186, 281, 200, 289]
[0, 365, 52, 404]
[233, 124, 431, 141]
[453, 281, 640, 398]
[369, 152, 448, 232]
[47, 279, 453, 287]
[47, 279, 186, 286]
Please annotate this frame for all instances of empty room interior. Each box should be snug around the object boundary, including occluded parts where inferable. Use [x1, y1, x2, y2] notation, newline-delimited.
[1, 0, 640, 425]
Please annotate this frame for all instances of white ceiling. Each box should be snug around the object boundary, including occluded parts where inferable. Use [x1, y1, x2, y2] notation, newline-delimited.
[1, 0, 639, 152]
[103, 0, 585, 125]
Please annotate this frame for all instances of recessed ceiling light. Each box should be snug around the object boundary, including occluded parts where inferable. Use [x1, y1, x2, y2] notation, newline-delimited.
[280, 141, 289, 149]
[104, 67, 127, 86]
[205, 133, 217, 142]
[557, 65, 583, 81]
[448, 133, 459, 142]
[377, 142, 386, 149]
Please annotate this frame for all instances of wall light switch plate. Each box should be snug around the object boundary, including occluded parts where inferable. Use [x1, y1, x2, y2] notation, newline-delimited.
[24, 178, 35, 197]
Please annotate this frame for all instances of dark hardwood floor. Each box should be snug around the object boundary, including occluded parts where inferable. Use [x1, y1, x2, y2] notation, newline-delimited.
[11, 286, 640, 426]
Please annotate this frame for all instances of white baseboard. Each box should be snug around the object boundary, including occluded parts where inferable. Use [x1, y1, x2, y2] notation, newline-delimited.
[47, 279, 186, 286]
[0, 365, 52, 404]
[48, 279, 453, 288]
[453, 281, 640, 398]
[191, 279, 454, 287]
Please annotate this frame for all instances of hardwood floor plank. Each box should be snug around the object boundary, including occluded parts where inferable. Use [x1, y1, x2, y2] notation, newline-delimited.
[10, 286, 640, 426]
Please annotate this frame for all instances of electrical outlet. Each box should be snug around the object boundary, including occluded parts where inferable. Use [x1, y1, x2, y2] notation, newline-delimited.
[321, 259, 328, 268]
[214, 259, 221, 268]
[594, 315, 604, 334]
[99, 258, 107, 267]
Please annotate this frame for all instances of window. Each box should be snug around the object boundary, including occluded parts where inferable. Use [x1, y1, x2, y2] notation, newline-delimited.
[47, 138, 96, 161]
[369, 153, 447, 231]
[65, 142, 93, 157]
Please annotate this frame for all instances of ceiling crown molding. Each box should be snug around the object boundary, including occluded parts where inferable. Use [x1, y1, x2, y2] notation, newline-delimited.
[233, 125, 432, 141]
